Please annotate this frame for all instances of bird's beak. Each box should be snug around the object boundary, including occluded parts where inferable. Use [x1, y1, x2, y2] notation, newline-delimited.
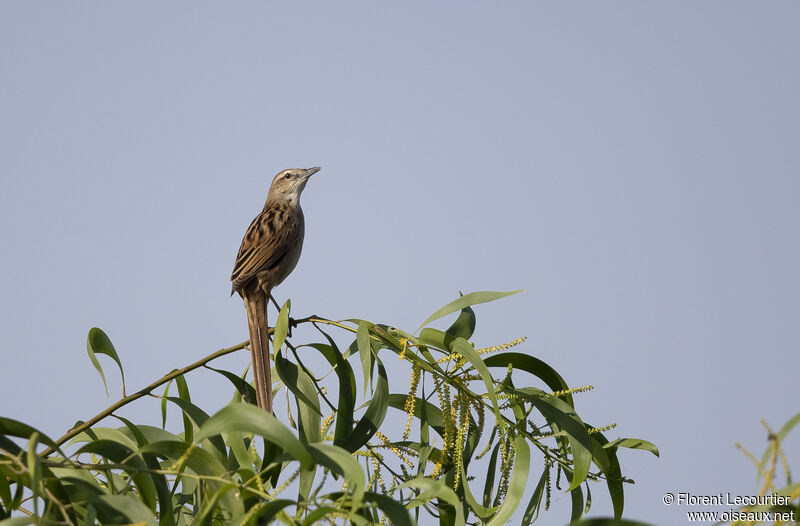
[302, 167, 321, 178]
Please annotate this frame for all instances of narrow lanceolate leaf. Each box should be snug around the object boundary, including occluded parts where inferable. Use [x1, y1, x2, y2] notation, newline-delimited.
[275, 350, 323, 419]
[274, 353, 321, 448]
[0, 418, 60, 454]
[445, 303, 476, 341]
[521, 464, 550, 525]
[273, 299, 291, 353]
[591, 430, 626, 519]
[400, 477, 466, 526]
[459, 454, 499, 519]
[484, 352, 575, 407]
[527, 392, 593, 491]
[416, 290, 523, 332]
[0, 518, 37, 526]
[86, 327, 126, 397]
[341, 360, 389, 453]
[205, 365, 257, 404]
[451, 338, 505, 433]
[308, 443, 365, 507]
[93, 494, 157, 526]
[246, 499, 296, 525]
[196, 403, 313, 469]
[26, 433, 40, 516]
[364, 492, 413, 526]
[603, 438, 660, 457]
[356, 321, 372, 395]
[175, 374, 193, 443]
[306, 340, 356, 448]
[486, 434, 531, 526]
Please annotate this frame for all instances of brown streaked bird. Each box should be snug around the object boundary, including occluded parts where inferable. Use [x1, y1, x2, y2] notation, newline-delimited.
[231, 166, 321, 413]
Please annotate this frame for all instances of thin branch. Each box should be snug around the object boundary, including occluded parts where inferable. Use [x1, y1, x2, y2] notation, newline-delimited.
[41, 339, 251, 456]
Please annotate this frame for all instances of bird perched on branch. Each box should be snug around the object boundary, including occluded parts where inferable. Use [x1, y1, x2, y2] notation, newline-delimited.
[230, 166, 321, 413]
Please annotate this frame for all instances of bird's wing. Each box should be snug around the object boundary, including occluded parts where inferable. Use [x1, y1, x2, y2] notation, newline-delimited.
[230, 202, 302, 292]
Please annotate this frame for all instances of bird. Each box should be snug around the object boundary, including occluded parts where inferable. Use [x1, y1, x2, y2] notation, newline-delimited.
[230, 166, 321, 413]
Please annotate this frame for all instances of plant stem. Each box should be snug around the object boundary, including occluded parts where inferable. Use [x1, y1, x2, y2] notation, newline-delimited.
[41, 340, 250, 456]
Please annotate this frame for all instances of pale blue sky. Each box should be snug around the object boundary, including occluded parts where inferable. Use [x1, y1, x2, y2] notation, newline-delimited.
[2, 3, 799, 524]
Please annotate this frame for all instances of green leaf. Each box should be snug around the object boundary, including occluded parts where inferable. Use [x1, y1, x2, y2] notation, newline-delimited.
[273, 299, 291, 353]
[570, 484, 584, 522]
[274, 350, 323, 419]
[416, 290, 523, 332]
[206, 365, 257, 405]
[160, 379, 172, 428]
[364, 491, 413, 526]
[308, 443, 365, 507]
[93, 494, 157, 525]
[445, 302, 476, 341]
[196, 403, 313, 469]
[139, 439, 244, 520]
[108, 416, 175, 526]
[307, 339, 356, 449]
[247, 499, 296, 524]
[417, 328, 450, 351]
[527, 392, 593, 491]
[400, 477, 465, 526]
[162, 396, 226, 459]
[592, 430, 626, 519]
[486, 434, 531, 526]
[484, 352, 575, 407]
[301, 507, 339, 526]
[86, 327, 126, 397]
[521, 464, 550, 525]
[341, 360, 389, 453]
[176, 374, 193, 443]
[188, 484, 236, 526]
[75, 438, 157, 510]
[482, 442, 500, 508]
[451, 338, 505, 433]
[0, 419, 61, 457]
[356, 321, 373, 395]
[387, 394, 445, 438]
[0, 518, 37, 526]
[112, 415, 148, 447]
[68, 426, 138, 451]
[26, 433, 40, 517]
[603, 438, 660, 457]
[460, 460, 499, 518]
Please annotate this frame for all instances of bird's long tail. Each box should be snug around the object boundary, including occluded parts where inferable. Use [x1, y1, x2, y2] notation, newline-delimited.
[244, 293, 272, 412]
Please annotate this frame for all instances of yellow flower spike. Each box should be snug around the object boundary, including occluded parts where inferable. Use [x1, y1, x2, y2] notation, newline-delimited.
[551, 385, 594, 398]
[433, 376, 453, 463]
[403, 363, 422, 440]
[587, 423, 617, 434]
[475, 336, 527, 356]
[430, 460, 443, 479]
[374, 430, 416, 469]
[453, 395, 470, 491]
[166, 443, 196, 473]
[321, 411, 337, 437]
[272, 467, 300, 497]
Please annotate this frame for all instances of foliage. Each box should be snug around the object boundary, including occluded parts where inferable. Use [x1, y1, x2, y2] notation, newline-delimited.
[0, 292, 657, 525]
[723, 416, 800, 526]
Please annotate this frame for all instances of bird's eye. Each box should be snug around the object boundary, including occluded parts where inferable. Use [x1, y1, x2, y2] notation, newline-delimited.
[284, 173, 292, 180]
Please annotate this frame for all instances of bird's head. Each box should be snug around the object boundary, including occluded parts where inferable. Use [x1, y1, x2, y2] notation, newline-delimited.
[267, 167, 321, 203]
